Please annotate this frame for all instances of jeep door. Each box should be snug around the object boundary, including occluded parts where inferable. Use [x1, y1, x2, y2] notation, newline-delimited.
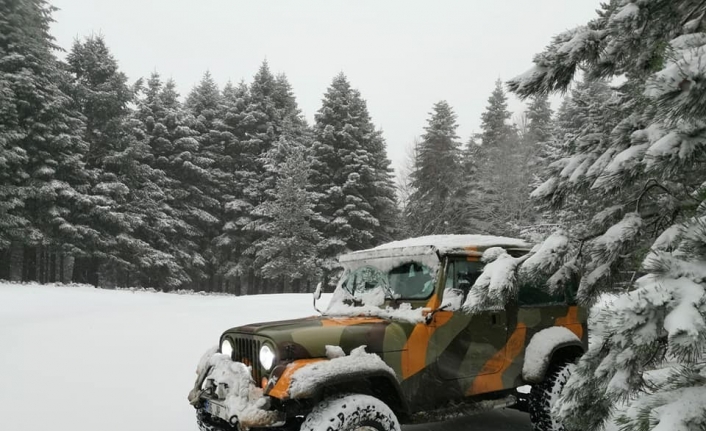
[432, 257, 509, 386]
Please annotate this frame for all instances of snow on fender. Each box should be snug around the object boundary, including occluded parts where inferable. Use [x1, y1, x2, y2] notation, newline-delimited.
[275, 345, 397, 399]
[522, 327, 581, 383]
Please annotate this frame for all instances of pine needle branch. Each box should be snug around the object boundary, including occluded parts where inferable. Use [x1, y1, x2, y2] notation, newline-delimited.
[635, 179, 674, 213]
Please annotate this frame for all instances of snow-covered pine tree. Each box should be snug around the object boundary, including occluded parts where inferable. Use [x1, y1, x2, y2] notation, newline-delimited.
[130, 73, 213, 289]
[508, 1, 706, 430]
[461, 133, 488, 233]
[213, 80, 253, 291]
[469, 79, 534, 236]
[514, 93, 555, 241]
[534, 78, 618, 240]
[272, 73, 308, 134]
[396, 137, 421, 238]
[215, 63, 307, 294]
[66, 35, 165, 286]
[525, 93, 553, 146]
[0, 0, 96, 283]
[249, 138, 323, 291]
[481, 79, 516, 147]
[310, 73, 398, 273]
[406, 100, 466, 235]
[183, 72, 227, 291]
[246, 68, 313, 293]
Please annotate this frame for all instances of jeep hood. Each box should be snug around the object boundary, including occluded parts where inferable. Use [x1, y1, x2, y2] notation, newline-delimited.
[223, 315, 413, 358]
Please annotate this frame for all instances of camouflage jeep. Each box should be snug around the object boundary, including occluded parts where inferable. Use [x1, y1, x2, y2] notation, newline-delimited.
[188, 235, 588, 431]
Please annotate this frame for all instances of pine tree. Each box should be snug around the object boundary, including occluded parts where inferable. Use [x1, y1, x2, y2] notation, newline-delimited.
[183, 72, 227, 290]
[186, 71, 220, 115]
[525, 93, 553, 146]
[250, 138, 323, 288]
[461, 133, 488, 233]
[480, 79, 516, 147]
[406, 101, 466, 235]
[214, 80, 254, 289]
[215, 63, 299, 292]
[130, 73, 215, 289]
[508, 2, 706, 430]
[311, 73, 398, 270]
[470, 80, 531, 235]
[0, 0, 95, 282]
[65, 35, 184, 287]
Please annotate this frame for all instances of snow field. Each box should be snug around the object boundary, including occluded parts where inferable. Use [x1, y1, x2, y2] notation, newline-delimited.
[0, 283, 330, 431]
[0, 282, 551, 431]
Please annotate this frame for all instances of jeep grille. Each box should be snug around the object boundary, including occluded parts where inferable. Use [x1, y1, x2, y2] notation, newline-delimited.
[233, 337, 262, 383]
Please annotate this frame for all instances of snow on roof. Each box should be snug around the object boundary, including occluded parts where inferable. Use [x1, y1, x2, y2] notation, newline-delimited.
[339, 234, 531, 265]
[373, 234, 530, 253]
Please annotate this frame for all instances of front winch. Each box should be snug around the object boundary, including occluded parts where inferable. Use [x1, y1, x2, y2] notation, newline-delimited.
[189, 346, 286, 430]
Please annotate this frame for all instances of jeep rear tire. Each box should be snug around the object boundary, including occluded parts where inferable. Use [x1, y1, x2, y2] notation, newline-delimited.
[300, 393, 400, 431]
[528, 362, 575, 431]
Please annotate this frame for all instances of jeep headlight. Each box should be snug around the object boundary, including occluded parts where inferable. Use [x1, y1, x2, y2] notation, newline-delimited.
[259, 344, 275, 371]
[220, 339, 233, 358]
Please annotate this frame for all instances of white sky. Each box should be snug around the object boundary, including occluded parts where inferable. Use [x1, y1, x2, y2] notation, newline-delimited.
[50, 0, 601, 175]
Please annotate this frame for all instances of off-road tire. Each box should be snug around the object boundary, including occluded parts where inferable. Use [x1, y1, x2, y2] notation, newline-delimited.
[196, 408, 229, 431]
[300, 393, 400, 431]
[528, 362, 575, 431]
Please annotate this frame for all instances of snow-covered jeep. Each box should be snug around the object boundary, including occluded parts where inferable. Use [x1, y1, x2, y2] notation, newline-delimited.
[188, 235, 588, 431]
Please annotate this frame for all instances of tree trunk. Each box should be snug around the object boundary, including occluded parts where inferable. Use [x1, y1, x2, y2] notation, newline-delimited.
[9, 243, 23, 282]
[62, 255, 74, 284]
[73, 256, 99, 286]
[58, 253, 64, 284]
[49, 250, 57, 283]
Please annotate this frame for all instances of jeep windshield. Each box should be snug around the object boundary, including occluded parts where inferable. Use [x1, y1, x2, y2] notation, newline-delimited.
[340, 261, 435, 302]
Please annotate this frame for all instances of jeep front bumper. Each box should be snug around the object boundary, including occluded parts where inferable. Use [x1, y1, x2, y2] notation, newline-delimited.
[188, 347, 286, 430]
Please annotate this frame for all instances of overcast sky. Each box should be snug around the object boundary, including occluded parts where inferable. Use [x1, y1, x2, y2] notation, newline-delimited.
[50, 0, 601, 175]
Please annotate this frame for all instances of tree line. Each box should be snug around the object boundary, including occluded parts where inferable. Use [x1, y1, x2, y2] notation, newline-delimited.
[1, 0, 555, 293]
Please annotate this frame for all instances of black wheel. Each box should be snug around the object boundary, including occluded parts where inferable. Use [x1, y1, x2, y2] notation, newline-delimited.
[529, 362, 575, 431]
[196, 408, 231, 431]
[299, 393, 400, 431]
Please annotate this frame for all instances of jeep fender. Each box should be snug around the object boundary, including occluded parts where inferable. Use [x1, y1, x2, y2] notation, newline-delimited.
[522, 327, 584, 384]
[267, 356, 409, 415]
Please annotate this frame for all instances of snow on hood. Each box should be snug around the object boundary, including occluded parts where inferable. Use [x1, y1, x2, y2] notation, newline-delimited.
[324, 296, 426, 324]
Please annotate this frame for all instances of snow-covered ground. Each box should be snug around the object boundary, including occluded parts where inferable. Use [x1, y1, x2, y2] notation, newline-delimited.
[0, 282, 531, 431]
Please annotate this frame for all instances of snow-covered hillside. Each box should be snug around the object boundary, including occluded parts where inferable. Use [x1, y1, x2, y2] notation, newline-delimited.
[0, 283, 531, 431]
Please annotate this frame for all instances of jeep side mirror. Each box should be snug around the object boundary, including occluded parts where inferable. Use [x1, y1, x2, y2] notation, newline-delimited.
[313, 282, 323, 314]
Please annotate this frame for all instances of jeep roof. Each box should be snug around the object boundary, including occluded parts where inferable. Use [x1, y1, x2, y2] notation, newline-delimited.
[341, 234, 532, 262]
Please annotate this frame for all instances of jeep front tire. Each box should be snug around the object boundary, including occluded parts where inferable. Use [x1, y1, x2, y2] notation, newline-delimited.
[528, 362, 575, 431]
[300, 393, 400, 431]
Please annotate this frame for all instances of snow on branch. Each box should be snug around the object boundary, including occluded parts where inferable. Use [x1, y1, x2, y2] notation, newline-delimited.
[519, 230, 570, 282]
[507, 26, 605, 98]
[463, 247, 527, 312]
[577, 213, 643, 301]
[591, 212, 643, 265]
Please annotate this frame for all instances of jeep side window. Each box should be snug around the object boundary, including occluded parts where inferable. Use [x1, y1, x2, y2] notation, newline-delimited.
[343, 266, 387, 297]
[388, 262, 435, 299]
[442, 259, 483, 310]
[518, 281, 565, 306]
